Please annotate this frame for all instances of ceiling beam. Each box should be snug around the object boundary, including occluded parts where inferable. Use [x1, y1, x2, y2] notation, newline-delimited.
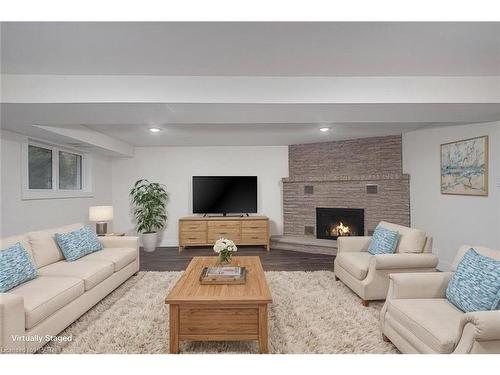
[33, 125, 134, 157]
[2, 75, 500, 104]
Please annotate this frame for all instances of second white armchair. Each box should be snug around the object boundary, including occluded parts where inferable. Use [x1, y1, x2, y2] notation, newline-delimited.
[380, 244, 500, 353]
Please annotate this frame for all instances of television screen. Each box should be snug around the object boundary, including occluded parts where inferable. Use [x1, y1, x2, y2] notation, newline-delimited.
[192, 176, 257, 214]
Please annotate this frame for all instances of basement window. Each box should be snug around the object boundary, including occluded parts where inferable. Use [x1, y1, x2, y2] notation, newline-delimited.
[22, 141, 93, 200]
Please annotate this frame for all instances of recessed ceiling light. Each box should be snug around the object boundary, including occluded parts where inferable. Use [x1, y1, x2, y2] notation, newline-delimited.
[149, 128, 161, 133]
[319, 127, 330, 132]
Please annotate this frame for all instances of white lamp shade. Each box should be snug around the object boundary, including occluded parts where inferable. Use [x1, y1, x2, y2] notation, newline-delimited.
[89, 206, 114, 222]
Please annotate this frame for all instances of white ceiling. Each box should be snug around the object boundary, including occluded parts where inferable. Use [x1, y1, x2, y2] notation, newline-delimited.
[1, 22, 500, 148]
[2, 22, 500, 76]
[2, 103, 499, 146]
[88, 122, 429, 146]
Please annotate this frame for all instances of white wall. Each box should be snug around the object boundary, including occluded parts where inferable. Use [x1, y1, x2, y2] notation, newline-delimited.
[0, 131, 113, 237]
[403, 121, 500, 270]
[111, 146, 289, 246]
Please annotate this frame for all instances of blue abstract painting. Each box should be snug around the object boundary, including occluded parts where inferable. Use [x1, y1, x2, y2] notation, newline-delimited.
[441, 136, 488, 196]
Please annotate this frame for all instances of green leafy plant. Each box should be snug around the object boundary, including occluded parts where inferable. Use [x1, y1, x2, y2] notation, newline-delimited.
[130, 179, 169, 234]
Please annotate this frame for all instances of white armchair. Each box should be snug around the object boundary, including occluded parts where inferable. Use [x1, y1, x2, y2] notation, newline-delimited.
[334, 221, 437, 306]
[380, 245, 500, 354]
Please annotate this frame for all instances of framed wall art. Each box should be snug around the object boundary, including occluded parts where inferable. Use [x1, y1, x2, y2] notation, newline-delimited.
[440, 136, 488, 196]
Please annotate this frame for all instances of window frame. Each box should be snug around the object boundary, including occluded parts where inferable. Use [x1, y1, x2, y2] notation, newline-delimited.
[22, 140, 93, 200]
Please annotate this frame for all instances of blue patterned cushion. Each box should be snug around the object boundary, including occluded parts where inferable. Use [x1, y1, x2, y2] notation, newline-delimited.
[368, 227, 400, 255]
[446, 249, 500, 312]
[80, 226, 103, 251]
[0, 242, 37, 292]
[55, 226, 102, 262]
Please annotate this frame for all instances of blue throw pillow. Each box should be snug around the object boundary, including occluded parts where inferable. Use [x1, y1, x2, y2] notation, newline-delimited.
[80, 226, 103, 251]
[368, 227, 400, 255]
[55, 226, 102, 262]
[0, 242, 37, 292]
[446, 248, 500, 312]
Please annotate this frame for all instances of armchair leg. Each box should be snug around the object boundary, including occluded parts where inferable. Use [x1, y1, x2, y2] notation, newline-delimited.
[382, 334, 391, 343]
[361, 299, 369, 307]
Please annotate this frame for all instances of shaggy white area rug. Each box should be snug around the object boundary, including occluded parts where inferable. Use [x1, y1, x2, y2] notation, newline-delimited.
[38, 271, 397, 354]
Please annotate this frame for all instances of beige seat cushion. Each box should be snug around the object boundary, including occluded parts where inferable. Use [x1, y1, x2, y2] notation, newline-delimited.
[387, 299, 463, 353]
[28, 223, 84, 268]
[335, 252, 372, 280]
[378, 221, 427, 253]
[83, 247, 137, 272]
[9, 276, 84, 329]
[38, 259, 114, 291]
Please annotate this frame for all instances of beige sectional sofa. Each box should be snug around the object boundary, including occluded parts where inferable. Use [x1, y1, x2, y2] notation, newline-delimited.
[0, 223, 139, 353]
[380, 245, 500, 354]
[334, 222, 438, 305]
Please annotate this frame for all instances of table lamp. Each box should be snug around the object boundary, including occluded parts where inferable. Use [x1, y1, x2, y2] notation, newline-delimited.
[89, 206, 114, 235]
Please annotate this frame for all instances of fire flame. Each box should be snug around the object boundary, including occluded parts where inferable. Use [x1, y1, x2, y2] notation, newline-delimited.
[331, 222, 351, 237]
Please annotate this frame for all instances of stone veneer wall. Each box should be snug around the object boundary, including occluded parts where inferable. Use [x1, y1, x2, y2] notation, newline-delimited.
[283, 135, 410, 237]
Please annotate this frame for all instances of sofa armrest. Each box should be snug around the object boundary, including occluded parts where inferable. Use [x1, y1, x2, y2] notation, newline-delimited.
[386, 272, 454, 299]
[373, 253, 438, 270]
[99, 236, 139, 250]
[455, 310, 500, 353]
[460, 311, 500, 341]
[0, 293, 25, 353]
[337, 236, 371, 253]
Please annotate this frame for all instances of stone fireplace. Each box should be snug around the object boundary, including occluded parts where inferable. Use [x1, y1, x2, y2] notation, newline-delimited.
[282, 135, 410, 239]
[316, 208, 365, 240]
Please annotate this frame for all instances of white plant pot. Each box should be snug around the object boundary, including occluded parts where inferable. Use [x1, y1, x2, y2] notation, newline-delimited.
[142, 232, 158, 252]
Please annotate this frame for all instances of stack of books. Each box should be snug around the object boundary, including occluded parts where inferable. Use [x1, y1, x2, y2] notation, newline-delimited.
[199, 266, 246, 285]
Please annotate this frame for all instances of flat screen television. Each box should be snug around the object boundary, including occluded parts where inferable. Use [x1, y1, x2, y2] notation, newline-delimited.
[192, 176, 257, 214]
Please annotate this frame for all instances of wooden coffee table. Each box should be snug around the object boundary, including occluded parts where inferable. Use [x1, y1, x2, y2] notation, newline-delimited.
[165, 256, 272, 353]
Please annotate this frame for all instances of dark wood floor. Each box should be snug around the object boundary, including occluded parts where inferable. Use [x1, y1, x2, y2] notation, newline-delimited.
[140, 246, 335, 272]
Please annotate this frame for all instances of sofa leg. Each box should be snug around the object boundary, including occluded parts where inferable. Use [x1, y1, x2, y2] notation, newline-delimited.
[382, 334, 391, 343]
[334, 275, 339, 281]
[361, 299, 369, 307]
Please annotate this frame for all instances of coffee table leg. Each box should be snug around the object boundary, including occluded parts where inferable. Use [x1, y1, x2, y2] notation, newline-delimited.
[169, 304, 179, 354]
[258, 304, 268, 354]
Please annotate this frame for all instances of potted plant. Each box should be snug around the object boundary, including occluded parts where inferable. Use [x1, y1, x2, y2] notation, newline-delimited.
[130, 179, 168, 252]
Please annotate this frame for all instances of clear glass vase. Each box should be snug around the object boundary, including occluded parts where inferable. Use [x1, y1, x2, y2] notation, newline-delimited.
[217, 250, 232, 265]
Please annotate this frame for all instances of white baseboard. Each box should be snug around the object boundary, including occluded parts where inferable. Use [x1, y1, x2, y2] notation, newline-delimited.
[136, 237, 178, 248]
[157, 239, 178, 247]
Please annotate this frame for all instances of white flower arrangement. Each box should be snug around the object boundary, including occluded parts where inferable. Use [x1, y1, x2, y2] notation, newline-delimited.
[213, 238, 237, 263]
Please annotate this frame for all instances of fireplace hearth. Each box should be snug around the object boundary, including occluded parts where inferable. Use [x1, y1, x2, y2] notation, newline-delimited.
[316, 208, 365, 240]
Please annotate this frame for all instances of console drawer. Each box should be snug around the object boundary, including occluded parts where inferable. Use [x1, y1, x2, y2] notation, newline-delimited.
[241, 221, 268, 230]
[180, 231, 207, 244]
[241, 232, 268, 244]
[180, 221, 207, 232]
[207, 229, 241, 243]
[208, 221, 240, 231]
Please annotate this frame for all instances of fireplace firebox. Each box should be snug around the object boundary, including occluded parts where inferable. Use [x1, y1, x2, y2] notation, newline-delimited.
[316, 208, 365, 240]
